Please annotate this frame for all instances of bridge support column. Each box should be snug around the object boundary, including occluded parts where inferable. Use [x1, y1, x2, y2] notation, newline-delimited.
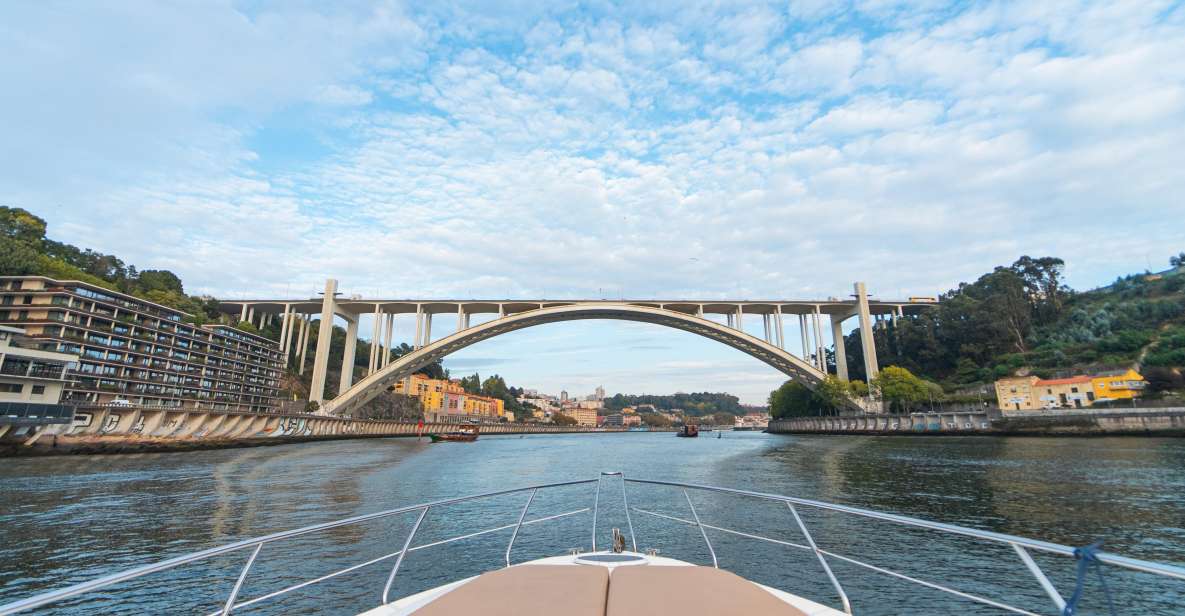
[457, 304, 465, 331]
[298, 315, 310, 374]
[384, 314, 394, 367]
[735, 305, 743, 332]
[279, 304, 293, 367]
[310, 279, 338, 406]
[339, 316, 358, 392]
[423, 313, 433, 346]
[831, 315, 849, 381]
[413, 306, 423, 349]
[240, 304, 248, 322]
[799, 315, 809, 359]
[762, 314, 770, 342]
[855, 281, 880, 386]
[368, 305, 380, 374]
[812, 307, 825, 372]
[775, 306, 784, 348]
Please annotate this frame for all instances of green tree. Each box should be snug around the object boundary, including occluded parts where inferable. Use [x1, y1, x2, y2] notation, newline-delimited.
[640, 413, 672, 427]
[481, 374, 510, 398]
[0, 236, 41, 275]
[551, 412, 578, 426]
[137, 269, 184, 294]
[0, 206, 47, 244]
[767, 380, 825, 418]
[1171, 252, 1185, 268]
[815, 375, 853, 412]
[848, 380, 869, 397]
[872, 366, 930, 414]
[460, 373, 481, 394]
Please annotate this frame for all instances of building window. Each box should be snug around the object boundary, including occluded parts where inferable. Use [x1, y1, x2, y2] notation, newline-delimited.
[0, 383, 22, 393]
[32, 385, 46, 395]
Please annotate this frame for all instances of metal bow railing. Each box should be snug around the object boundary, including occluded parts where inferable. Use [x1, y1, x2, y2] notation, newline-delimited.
[2, 473, 1184, 616]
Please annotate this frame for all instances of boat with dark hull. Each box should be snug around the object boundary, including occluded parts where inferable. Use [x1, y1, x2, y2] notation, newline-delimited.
[428, 425, 479, 442]
[676, 424, 699, 438]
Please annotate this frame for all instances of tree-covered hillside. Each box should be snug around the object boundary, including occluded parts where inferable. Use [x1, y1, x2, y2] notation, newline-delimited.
[841, 255, 1185, 390]
[603, 392, 743, 417]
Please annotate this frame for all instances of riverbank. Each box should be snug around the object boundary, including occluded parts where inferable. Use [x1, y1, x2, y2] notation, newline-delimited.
[768, 407, 1185, 436]
[0, 405, 626, 457]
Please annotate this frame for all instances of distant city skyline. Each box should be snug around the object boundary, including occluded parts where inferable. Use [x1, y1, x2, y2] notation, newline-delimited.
[4, 1, 1183, 403]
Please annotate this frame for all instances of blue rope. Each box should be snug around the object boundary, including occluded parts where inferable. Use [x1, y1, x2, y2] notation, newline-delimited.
[1062, 542, 1117, 616]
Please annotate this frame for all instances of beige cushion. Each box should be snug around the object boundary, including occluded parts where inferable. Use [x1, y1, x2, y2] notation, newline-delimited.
[607, 566, 807, 616]
[412, 565, 609, 616]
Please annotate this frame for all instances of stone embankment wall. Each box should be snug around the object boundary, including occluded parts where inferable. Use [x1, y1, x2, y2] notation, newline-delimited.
[0, 406, 625, 456]
[768, 408, 1185, 436]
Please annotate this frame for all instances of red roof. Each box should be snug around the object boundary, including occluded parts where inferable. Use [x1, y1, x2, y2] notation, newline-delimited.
[1035, 376, 1092, 386]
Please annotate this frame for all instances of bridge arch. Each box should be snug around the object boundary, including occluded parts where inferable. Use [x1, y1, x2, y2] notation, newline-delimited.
[322, 303, 838, 416]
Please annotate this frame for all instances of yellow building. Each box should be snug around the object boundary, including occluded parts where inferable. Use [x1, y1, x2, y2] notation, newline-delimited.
[1091, 369, 1145, 402]
[995, 376, 1040, 410]
[464, 395, 505, 418]
[394, 375, 465, 416]
[996, 369, 1144, 411]
[570, 407, 597, 427]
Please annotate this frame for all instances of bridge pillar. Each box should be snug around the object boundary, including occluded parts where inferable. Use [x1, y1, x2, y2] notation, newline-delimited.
[831, 315, 849, 381]
[368, 305, 380, 374]
[798, 314, 808, 359]
[240, 304, 248, 322]
[413, 305, 423, 349]
[339, 316, 358, 392]
[423, 313, 433, 346]
[382, 313, 394, 367]
[855, 282, 880, 386]
[812, 307, 826, 372]
[298, 315, 310, 374]
[774, 306, 784, 348]
[310, 279, 338, 405]
[279, 304, 292, 367]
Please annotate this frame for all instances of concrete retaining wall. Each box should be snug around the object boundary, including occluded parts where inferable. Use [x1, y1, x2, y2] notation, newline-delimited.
[768, 408, 1185, 436]
[0, 406, 626, 456]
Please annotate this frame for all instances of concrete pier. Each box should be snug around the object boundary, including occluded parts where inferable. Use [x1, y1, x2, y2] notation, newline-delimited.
[768, 408, 1185, 436]
[0, 406, 630, 457]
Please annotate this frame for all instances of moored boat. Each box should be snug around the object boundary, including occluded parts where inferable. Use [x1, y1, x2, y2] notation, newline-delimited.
[428, 425, 479, 442]
[676, 424, 699, 437]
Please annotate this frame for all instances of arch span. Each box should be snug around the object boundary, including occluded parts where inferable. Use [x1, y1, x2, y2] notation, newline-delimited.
[322, 303, 837, 416]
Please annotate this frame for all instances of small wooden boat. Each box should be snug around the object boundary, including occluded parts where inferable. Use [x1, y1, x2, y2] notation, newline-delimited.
[676, 424, 699, 438]
[428, 425, 479, 442]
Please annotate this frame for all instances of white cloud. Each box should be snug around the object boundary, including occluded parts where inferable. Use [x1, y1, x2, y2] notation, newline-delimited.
[3, 0, 1184, 400]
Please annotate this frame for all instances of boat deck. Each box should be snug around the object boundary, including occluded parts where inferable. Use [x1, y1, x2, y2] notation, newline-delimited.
[363, 552, 841, 616]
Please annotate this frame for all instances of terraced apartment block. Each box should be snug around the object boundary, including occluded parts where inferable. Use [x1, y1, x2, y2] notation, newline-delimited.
[0, 276, 281, 413]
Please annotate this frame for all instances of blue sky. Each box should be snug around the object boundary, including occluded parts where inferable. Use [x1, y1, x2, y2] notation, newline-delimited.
[3, 1, 1184, 403]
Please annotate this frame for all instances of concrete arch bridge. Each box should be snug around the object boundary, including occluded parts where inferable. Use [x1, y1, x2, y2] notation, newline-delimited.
[221, 281, 936, 416]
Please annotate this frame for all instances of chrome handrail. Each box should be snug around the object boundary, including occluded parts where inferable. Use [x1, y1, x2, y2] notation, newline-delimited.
[2, 474, 1183, 616]
[0, 478, 596, 615]
[624, 477, 1185, 615]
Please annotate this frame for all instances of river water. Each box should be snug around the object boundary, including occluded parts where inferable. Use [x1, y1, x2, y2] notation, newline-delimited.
[2, 432, 1183, 614]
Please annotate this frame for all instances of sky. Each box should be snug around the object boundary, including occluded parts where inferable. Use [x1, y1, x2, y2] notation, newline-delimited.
[2, 1, 1184, 403]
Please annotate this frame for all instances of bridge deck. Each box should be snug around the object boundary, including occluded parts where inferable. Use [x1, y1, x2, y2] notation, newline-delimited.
[218, 297, 935, 317]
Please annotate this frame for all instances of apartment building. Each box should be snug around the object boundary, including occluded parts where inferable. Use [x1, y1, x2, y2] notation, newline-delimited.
[0, 325, 78, 426]
[0, 277, 281, 413]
